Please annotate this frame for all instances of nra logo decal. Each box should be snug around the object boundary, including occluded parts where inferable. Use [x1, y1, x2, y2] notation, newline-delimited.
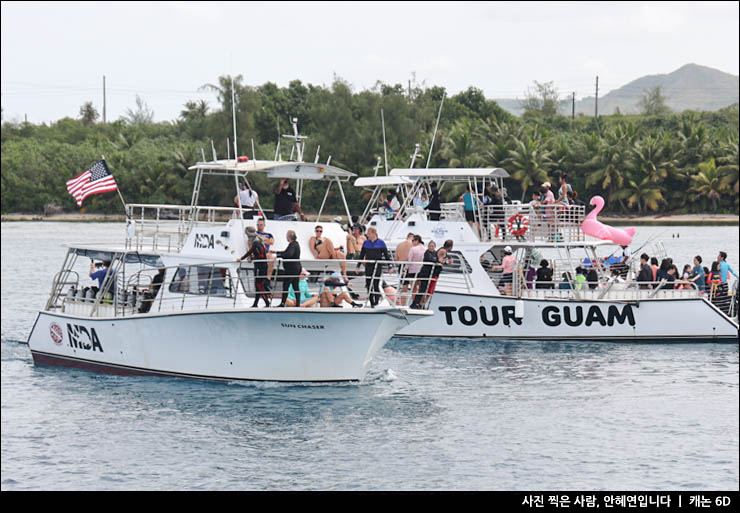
[50, 323, 63, 345]
[194, 233, 215, 249]
[66, 324, 104, 352]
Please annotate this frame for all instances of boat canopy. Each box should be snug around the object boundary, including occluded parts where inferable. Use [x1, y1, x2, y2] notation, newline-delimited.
[188, 159, 355, 181]
[354, 176, 416, 188]
[66, 244, 164, 266]
[390, 168, 509, 179]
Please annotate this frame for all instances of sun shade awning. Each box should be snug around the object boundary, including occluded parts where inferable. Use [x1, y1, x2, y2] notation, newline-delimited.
[353, 176, 416, 187]
[188, 159, 355, 180]
[389, 168, 510, 179]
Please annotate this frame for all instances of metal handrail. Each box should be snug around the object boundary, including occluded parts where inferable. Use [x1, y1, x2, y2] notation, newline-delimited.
[59, 257, 454, 318]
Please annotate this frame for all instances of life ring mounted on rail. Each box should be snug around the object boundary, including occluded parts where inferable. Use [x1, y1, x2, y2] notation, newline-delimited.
[507, 213, 529, 239]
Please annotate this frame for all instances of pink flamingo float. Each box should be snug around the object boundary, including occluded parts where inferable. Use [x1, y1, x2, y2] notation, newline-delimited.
[581, 196, 636, 246]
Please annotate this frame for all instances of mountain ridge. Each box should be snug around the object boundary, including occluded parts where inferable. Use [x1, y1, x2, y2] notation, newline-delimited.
[494, 63, 739, 116]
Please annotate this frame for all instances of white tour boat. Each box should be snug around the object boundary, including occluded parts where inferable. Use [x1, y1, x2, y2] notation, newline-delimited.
[356, 167, 739, 341]
[27, 122, 433, 382]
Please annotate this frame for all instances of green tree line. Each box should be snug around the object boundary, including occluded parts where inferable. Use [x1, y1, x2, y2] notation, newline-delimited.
[2, 75, 738, 215]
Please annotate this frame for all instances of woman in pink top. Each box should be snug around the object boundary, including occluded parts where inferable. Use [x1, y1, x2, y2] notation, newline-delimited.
[493, 246, 517, 295]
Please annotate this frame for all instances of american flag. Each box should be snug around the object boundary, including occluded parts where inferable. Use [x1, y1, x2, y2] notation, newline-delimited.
[66, 160, 118, 207]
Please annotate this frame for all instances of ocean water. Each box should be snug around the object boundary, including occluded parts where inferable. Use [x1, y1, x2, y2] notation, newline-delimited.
[1, 222, 738, 490]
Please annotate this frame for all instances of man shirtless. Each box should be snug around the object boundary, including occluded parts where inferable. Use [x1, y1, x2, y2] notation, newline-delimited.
[309, 225, 348, 280]
[346, 225, 366, 260]
[394, 233, 415, 305]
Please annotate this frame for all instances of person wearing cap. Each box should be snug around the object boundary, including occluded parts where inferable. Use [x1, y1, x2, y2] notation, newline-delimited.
[309, 225, 348, 281]
[320, 272, 362, 308]
[89, 259, 116, 295]
[493, 246, 517, 296]
[541, 181, 555, 204]
[538, 181, 556, 238]
[285, 268, 319, 308]
[237, 226, 272, 307]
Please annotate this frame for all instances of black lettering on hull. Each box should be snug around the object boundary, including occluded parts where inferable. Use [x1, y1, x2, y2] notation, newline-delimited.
[66, 324, 104, 352]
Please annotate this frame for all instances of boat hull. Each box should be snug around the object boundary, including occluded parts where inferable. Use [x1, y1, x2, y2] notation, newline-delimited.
[28, 308, 426, 382]
[396, 292, 739, 341]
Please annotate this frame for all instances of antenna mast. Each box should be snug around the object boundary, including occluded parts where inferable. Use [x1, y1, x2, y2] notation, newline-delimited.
[231, 76, 238, 159]
[426, 92, 445, 169]
[381, 109, 389, 175]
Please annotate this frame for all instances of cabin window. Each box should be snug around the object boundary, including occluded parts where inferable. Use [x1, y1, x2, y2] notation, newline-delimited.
[169, 266, 233, 297]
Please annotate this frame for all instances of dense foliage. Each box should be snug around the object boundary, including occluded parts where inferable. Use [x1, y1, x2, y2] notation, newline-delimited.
[2, 75, 738, 215]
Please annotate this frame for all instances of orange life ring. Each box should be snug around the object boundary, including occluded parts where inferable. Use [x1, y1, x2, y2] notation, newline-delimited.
[507, 213, 529, 237]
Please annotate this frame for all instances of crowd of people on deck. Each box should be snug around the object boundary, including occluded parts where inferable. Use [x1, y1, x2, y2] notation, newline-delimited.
[227, 177, 737, 316]
[490, 245, 738, 315]
[232, 207, 455, 309]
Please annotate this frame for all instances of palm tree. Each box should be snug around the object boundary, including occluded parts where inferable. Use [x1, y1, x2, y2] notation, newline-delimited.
[628, 135, 677, 184]
[440, 118, 485, 168]
[180, 100, 209, 122]
[614, 175, 665, 214]
[675, 114, 711, 170]
[199, 74, 244, 114]
[504, 133, 553, 202]
[582, 138, 627, 208]
[689, 158, 726, 212]
[716, 138, 739, 197]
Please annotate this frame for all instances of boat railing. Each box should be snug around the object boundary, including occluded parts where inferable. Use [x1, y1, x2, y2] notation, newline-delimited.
[477, 204, 586, 243]
[125, 203, 260, 252]
[707, 276, 738, 318]
[379, 202, 586, 243]
[60, 257, 455, 317]
[514, 279, 704, 301]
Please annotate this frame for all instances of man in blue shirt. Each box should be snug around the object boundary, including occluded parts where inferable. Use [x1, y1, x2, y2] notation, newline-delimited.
[89, 260, 116, 294]
[255, 217, 274, 251]
[689, 255, 705, 293]
[717, 251, 738, 284]
[255, 217, 276, 279]
[715, 251, 737, 313]
[461, 185, 480, 237]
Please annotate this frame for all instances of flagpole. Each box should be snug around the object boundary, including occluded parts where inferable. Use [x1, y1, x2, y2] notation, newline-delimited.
[102, 155, 129, 219]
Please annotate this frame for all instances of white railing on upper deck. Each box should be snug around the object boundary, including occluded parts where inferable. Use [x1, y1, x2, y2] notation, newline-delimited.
[477, 204, 586, 243]
[373, 202, 586, 243]
[125, 204, 255, 252]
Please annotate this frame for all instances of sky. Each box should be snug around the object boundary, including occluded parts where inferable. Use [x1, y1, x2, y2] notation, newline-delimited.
[2, 1, 739, 124]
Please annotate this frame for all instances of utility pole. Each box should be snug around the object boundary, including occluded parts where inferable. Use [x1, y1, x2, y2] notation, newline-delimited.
[572, 92, 575, 119]
[103, 75, 107, 124]
[595, 76, 599, 118]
